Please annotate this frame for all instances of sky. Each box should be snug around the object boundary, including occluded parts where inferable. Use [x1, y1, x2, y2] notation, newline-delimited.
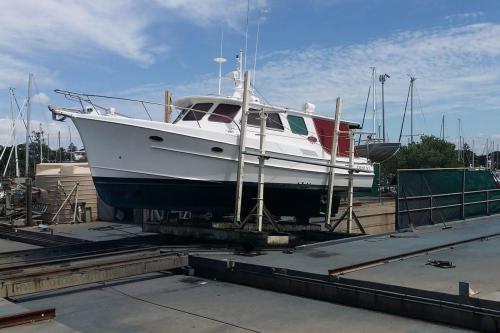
[1, 0, 500, 154]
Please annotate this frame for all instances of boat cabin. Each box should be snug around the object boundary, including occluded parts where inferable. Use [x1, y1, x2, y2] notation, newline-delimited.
[173, 96, 359, 157]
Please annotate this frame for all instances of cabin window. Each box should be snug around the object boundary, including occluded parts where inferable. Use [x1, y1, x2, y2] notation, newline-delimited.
[173, 105, 191, 123]
[246, 109, 284, 130]
[208, 104, 241, 123]
[287, 115, 308, 135]
[183, 103, 212, 121]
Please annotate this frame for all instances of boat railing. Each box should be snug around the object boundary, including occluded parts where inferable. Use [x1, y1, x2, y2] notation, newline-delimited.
[53, 89, 243, 131]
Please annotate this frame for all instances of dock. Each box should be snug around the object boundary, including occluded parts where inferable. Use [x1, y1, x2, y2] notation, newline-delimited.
[0, 215, 496, 332]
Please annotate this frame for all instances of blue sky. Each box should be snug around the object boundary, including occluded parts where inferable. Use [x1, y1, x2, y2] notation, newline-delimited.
[1, 0, 500, 153]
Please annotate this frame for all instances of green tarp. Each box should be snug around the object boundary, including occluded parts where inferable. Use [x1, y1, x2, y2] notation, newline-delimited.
[397, 169, 500, 229]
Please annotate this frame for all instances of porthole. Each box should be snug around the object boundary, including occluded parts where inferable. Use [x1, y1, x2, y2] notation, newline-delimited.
[211, 147, 223, 153]
[149, 135, 163, 142]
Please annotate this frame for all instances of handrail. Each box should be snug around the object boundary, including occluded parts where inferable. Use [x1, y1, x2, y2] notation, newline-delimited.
[54, 89, 165, 107]
[54, 89, 242, 131]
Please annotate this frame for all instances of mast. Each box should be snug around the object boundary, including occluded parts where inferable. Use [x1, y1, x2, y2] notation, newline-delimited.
[409, 76, 416, 144]
[68, 126, 73, 162]
[9, 89, 20, 178]
[440, 115, 445, 140]
[239, 49, 244, 85]
[472, 139, 475, 168]
[214, 30, 226, 96]
[370, 67, 376, 136]
[25, 73, 32, 177]
[58, 131, 61, 162]
[47, 132, 50, 163]
[39, 123, 43, 163]
[25, 73, 33, 226]
[379, 73, 390, 142]
[252, 22, 260, 88]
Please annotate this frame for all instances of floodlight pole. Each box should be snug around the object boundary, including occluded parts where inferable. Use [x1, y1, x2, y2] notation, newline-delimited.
[379, 73, 389, 143]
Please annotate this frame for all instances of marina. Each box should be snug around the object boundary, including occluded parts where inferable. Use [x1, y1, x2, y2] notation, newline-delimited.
[1, 1, 500, 332]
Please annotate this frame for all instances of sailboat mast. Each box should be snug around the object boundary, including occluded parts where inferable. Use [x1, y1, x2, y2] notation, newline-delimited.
[58, 131, 61, 162]
[25, 73, 33, 226]
[39, 124, 43, 163]
[25, 73, 32, 177]
[440, 115, 445, 140]
[410, 77, 416, 144]
[371, 67, 376, 136]
[472, 139, 475, 168]
[9, 89, 20, 178]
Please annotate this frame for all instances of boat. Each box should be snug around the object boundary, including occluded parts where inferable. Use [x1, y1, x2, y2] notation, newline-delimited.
[48, 53, 374, 221]
[355, 68, 401, 163]
[355, 142, 400, 163]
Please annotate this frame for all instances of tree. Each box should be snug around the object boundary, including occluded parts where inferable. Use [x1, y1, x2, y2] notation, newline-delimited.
[382, 135, 462, 184]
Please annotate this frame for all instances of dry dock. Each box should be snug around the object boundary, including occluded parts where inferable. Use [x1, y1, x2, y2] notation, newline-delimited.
[1, 216, 500, 332]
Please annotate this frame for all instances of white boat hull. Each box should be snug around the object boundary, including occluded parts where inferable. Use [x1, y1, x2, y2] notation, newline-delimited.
[64, 113, 374, 218]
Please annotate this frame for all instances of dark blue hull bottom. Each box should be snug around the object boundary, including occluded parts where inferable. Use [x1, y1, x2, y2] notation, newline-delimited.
[93, 177, 341, 219]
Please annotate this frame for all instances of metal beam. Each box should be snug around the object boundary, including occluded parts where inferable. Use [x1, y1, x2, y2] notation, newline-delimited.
[0, 251, 188, 298]
[0, 308, 55, 329]
[190, 256, 500, 333]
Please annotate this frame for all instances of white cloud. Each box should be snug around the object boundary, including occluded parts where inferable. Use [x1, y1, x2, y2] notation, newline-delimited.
[0, 54, 55, 90]
[99, 22, 500, 140]
[445, 11, 485, 22]
[248, 23, 500, 119]
[0, 1, 160, 65]
[153, 0, 269, 30]
[113, 21, 498, 151]
[0, 0, 271, 91]
[33, 92, 50, 104]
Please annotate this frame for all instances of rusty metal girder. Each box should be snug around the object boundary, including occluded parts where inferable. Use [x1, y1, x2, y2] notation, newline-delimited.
[0, 252, 188, 298]
[0, 308, 55, 329]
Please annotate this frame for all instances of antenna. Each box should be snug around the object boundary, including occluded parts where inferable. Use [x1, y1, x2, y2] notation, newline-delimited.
[244, 0, 250, 71]
[252, 22, 260, 88]
[214, 30, 226, 96]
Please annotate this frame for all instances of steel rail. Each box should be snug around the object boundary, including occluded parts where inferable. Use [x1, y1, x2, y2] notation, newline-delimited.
[242, 151, 371, 173]
[398, 198, 500, 214]
[327, 230, 500, 276]
[0, 249, 184, 280]
[0, 308, 55, 329]
[398, 188, 500, 201]
[0, 251, 189, 298]
[0, 246, 164, 275]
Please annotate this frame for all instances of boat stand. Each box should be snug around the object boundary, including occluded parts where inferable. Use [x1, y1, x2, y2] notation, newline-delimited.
[239, 203, 281, 232]
[327, 130, 366, 234]
[327, 209, 366, 234]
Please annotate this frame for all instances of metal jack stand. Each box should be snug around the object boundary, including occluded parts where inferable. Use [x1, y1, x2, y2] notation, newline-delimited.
[239, 106, 281, 233]
[239, 203, 281, 232]
[327, 130, 366, 234]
